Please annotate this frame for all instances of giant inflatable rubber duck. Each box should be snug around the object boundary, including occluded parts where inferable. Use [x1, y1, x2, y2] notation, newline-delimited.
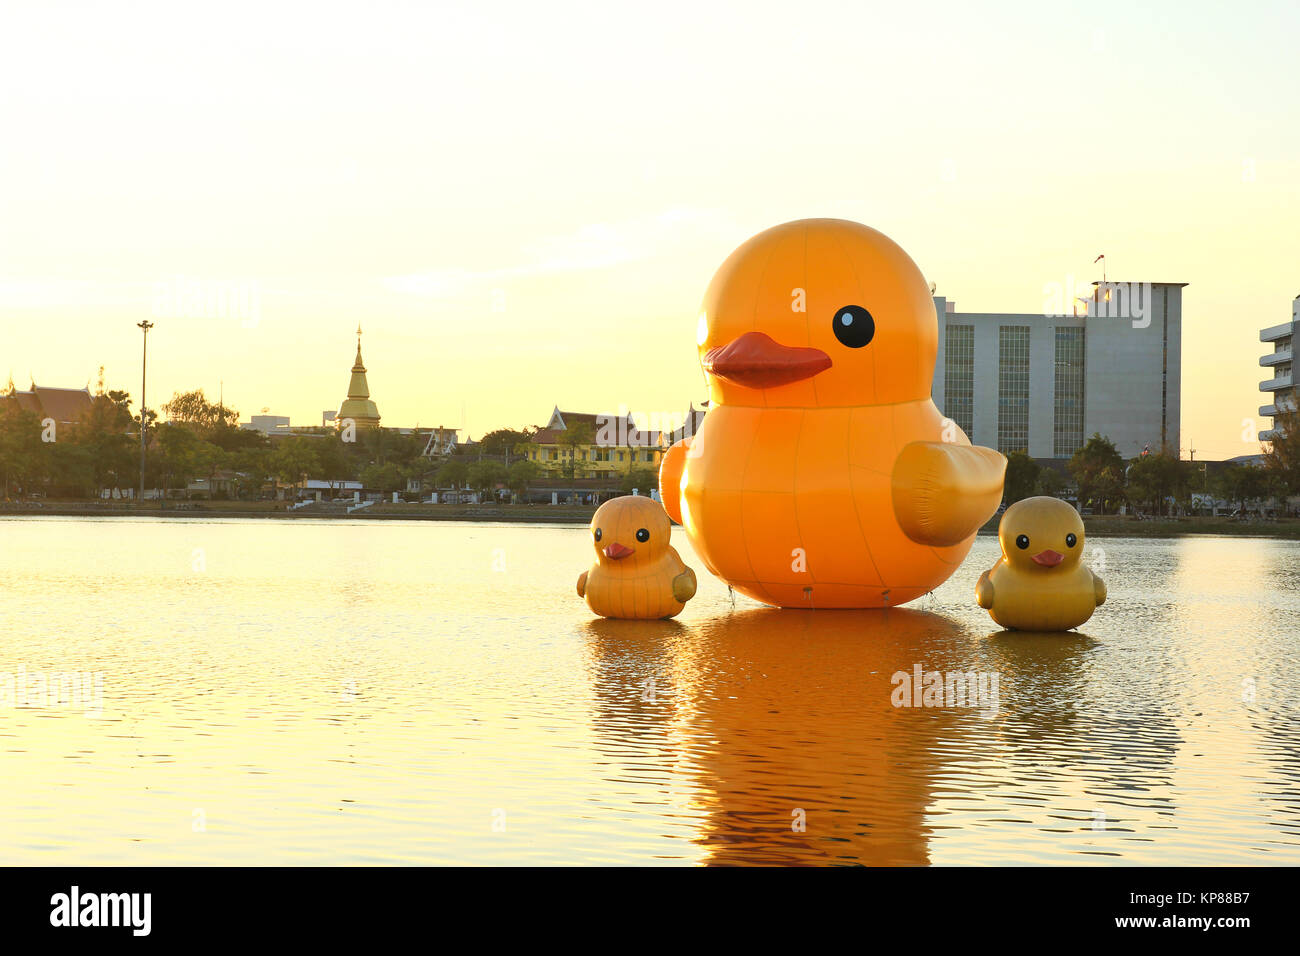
[659, 218, 1005, 608]
[577, 495, 697, 619]
[976, 496, 1105, 631]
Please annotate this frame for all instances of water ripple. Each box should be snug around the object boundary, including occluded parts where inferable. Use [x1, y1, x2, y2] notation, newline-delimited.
[0, 518, 1296, 864]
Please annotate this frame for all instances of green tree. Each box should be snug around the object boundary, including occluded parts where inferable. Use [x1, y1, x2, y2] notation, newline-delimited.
[1125, 452, 1190, 516]
[557, 422, 594, 480]
[1035, 467, 1064, 498]
[467, 460, 507, 501]
[162, 389, 239, 433]
[479, 428, 534, 461]
[270, 437, 320, 497]
[156, 424, 219, 496]
[0, 401, 47, 498]
[73, 386, 139, 498]
[1125, 455, 1159, 514]
[507, 459, 541, 498]
[314, 435, 356, 495]
[233, 447, 273, 500]
[1003, 451, 1041, 505]
[48, 442, 96, 497]
[620, 466, 658, 495]
[436, 459, 469, 490]
[209, 423, 266, 453]
[1264, 406, 1300, 498]
[1069, 433, 1125, 514]
[94, 432, 137, 499]
[360, 461, 405, 494]
[356, 426, 420, 467]
[1214, 463, 1272, 513]
[1241, 465, 1273, 511]
[162, 389, 264, 469]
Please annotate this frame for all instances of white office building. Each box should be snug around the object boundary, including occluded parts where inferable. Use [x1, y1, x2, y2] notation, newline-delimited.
[1259, 297, 1298, 442]
[240, 414, 292, 436]
[932, 281, 1185, 460]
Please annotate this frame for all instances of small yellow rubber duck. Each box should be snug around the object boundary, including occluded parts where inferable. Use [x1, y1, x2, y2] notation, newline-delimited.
[577, 495, 697, 619]
[976, 496, 1105, 631]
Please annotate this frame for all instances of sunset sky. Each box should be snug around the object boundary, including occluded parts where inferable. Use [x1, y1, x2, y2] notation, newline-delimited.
[2, 1, 1297, 459]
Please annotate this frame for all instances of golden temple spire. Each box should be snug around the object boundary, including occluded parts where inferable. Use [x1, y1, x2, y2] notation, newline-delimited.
[338, 324, 380, 427]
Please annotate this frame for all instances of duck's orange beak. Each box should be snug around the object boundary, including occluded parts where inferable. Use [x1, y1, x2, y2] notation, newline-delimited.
[604, 542, 635, 560]
[703, 331, 831, 389]
[1031, 549, 1064, 567]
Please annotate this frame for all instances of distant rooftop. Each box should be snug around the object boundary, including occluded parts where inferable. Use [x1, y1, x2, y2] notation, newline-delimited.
[5, 384, 94, 424]
[1091, 280, 1189, 287]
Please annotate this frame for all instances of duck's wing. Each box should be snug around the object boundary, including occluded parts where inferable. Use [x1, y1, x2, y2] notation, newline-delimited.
[576, 569, 588, 598]
[1092, 570, 1106, 606]
[671, 565, 697, 603]
[975, 568, 995, 609]
[659, 438, 690, 525]
[891, 442, 1007, 547]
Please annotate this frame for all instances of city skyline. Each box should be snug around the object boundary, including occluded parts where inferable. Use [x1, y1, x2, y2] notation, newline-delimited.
[3, 1, 1298, 458]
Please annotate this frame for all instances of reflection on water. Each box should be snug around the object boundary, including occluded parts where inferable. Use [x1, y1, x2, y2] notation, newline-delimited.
[1, 517, 1297, 864]
[674, 609, 971, 865]
[582, 610, 970, 863]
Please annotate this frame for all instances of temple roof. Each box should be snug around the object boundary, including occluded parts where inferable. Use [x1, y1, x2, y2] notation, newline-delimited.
[533, 406, 665, 447]
[337, 326, 380, 425]
[5, 384, 94, 424]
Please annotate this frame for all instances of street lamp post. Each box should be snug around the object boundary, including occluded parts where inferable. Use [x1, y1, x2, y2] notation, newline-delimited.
[137, 320, 153, 505]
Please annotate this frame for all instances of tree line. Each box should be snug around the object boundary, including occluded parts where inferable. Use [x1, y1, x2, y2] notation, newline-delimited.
[0, 384, 660, 501]
[13, 379, 1291, 509]
[0, 383, 436, 500]
[1003, 411, 1300, 515]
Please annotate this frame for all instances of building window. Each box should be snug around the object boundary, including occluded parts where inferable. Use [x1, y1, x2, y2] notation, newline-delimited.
[1053, 327, 1086, 458]
[943, 324, 974, 437]
[1161, 289, 1169, 447]
[997, 326, 1030, 454]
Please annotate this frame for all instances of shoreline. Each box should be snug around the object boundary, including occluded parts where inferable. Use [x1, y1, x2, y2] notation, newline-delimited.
[0, 503, 597, 524]
[3, 503, 1299, 539]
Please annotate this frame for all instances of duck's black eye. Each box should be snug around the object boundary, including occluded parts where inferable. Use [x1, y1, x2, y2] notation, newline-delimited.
[832, 305, 875, 348]
[1015, 534, 1030, 550]
[1065, 533, 1077, 548]
[635, 528, 650, 543]
[593, 528, 602, 541]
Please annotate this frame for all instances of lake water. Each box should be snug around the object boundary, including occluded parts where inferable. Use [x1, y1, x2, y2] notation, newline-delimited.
[1, 516, 1297, 865]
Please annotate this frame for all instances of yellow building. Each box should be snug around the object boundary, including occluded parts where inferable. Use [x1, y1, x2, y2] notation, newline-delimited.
[527, 407, 662, 479]
[336, 325, 380, 428]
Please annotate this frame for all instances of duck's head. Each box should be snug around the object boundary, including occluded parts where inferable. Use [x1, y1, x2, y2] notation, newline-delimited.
[590, 495, 672, 569]
[998, 496, 1086, 572]
[696, 219, 937, 409]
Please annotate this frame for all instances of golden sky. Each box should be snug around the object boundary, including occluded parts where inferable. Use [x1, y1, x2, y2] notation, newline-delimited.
[2, 1, 1297, 459]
